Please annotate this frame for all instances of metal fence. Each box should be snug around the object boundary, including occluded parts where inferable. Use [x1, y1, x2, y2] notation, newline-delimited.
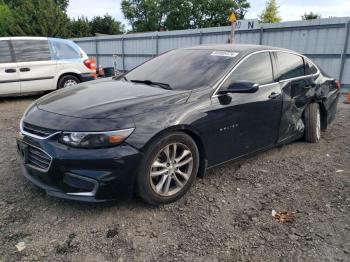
[73, 17, 350, 87]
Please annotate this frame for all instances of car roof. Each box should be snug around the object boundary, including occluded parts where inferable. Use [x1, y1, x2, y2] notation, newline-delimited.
[0, 36, 48, 41]
[183, 44, 288, 53]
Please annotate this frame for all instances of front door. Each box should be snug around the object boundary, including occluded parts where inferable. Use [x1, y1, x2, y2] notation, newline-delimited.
[208, 51, 282, 165]
[0, 40, 20, 95]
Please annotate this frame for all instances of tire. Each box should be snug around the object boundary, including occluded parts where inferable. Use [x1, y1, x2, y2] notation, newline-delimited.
[57, 75, 80, 89]
[304, 103, 321, 143]
[136, 132, 200, 205]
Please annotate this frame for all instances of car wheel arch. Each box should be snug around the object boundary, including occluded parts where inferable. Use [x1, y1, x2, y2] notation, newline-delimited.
[318, 101, 328, 130]
[139, 125, 207, 178]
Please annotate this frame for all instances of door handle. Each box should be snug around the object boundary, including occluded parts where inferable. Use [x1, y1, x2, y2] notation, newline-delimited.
[20, 68, 30, 72]
[268, 92, 281, 99]
[5, 68, 16, 73]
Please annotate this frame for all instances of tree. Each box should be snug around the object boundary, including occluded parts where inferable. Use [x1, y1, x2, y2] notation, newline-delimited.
[70, 16, 91, 38]
[89, 14, 124, 35]
[121, 0, 251, 32]
[121, 0, 163, 32]
[0, 0, 124, 37]
[258, 0, 281, 23]
[2, 0, 71, 37]
[0, 1, 14, 36]
[69, 15, 125, 38]
[189, 0, 251, 29]
[301, 12, 321, 20]
[54, 0, 69, 11]
[235, 0, 251, 19]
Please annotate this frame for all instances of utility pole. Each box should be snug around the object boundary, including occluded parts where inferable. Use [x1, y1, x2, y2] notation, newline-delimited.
[113, 54, 119, 77]
[229, 10, 237, 44]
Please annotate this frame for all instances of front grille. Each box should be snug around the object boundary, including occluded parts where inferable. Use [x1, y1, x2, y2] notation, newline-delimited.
[22, 122, 57, 138]
[27, 145, 52, 171]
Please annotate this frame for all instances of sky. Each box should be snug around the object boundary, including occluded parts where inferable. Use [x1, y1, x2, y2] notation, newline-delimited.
[67, 0, 350, 27]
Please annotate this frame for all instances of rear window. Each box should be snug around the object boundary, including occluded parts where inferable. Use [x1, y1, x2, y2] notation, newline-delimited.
[0, 41, 13, 63]
[50, 39, 81, 60]
[276, 52, 305, 80]
[305, 59, 318, 75]
[12, 40, 51, 62]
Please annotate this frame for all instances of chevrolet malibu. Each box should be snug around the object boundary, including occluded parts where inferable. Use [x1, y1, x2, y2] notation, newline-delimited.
[17, 44, 340, 205]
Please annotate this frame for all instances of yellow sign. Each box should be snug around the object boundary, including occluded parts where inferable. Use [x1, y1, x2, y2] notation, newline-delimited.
[229, 11, 237, 23]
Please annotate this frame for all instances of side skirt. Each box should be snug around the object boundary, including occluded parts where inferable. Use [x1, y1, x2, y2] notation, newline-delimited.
[204, 134, 303, 173]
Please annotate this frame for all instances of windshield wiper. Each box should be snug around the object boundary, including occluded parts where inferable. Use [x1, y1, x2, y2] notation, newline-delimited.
[130, 80, 173, 90]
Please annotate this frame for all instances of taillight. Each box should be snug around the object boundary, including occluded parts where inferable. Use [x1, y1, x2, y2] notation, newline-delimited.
[83, 58, 97, 78]
[335, 80, 341, 89]
[83, 58, 96, 70]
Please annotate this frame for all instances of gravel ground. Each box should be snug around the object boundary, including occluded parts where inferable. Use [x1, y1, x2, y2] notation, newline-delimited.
[0, 95, 349, 262]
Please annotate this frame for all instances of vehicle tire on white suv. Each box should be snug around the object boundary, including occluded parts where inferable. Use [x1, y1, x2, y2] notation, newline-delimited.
[58, 75, 80, 89]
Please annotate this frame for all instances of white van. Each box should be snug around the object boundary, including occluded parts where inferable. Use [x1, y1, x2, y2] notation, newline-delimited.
[0, 37, 96, 96]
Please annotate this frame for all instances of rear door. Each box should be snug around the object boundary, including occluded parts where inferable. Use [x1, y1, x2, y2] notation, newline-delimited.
[12, 39, 57, 93]
[274, 51, 316, 142]
[0, 39, 20, 95]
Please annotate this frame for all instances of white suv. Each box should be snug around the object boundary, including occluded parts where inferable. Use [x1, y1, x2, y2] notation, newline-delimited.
[0, 37, 96, 96]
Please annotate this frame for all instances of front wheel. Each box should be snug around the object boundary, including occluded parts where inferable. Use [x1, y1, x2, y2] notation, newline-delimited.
[136, 132, 200, 205]
[304, 103, 321, 143]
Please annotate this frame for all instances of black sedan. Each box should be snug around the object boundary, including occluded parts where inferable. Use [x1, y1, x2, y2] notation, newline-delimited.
[17, 44, 340, 205]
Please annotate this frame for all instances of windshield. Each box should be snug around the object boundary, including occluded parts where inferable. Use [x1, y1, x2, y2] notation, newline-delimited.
[125, 49, 237, 90]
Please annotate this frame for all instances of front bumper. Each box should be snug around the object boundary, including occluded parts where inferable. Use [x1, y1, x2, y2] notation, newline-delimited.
[16, 134, 142, 202]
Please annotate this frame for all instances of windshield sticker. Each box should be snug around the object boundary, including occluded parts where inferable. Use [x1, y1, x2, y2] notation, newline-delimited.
[210, 51, 239, 58]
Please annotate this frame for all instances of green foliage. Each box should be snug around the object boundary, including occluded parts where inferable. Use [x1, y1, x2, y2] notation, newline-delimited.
[0, 2, 13, 36]
[121, 0, 251, 32]
[121, 0, 163, 32]
[258, 0, 281, 23]
[54, 0, 69, 11]
[0, 0, 124, 38]
[2, 0, 71, 37]
[70, 16, 91, 38]
[69, 14, 125, 37]
[90, 14, 124, 35]
[301, 12, 321, 20]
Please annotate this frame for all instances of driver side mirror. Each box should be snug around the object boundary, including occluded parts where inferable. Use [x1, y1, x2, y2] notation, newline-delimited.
[220, 81, 259, 94]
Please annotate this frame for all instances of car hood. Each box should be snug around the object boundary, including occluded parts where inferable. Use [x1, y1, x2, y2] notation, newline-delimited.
[36, 78, 191, 119]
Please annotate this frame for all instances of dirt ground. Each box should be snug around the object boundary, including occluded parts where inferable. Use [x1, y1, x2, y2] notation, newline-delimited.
[0, 95, 349, 262]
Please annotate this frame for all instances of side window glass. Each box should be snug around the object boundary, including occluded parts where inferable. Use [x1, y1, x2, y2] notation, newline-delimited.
[0, 41, 13, 63]
[12, 40, 51, 62]
[305, 59, 317, 75]
[276, 52, 305, 80]
[50, 39, 81, 60]
[222, 52, 273, 88]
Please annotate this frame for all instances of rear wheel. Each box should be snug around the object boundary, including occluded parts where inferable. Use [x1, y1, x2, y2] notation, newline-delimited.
[136, 132, 199, 205]
[304, 103, 321, 143]
[58, 75, 80, 89]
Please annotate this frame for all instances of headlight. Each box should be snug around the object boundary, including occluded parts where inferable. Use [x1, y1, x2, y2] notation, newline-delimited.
[59, 128, 135, 148]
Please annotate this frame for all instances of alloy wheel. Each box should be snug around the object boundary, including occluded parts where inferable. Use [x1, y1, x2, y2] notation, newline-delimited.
[150, 143, 193, 197]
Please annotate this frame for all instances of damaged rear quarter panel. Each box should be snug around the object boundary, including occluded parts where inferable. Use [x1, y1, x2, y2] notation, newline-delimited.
[277, 73, 338, 143]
